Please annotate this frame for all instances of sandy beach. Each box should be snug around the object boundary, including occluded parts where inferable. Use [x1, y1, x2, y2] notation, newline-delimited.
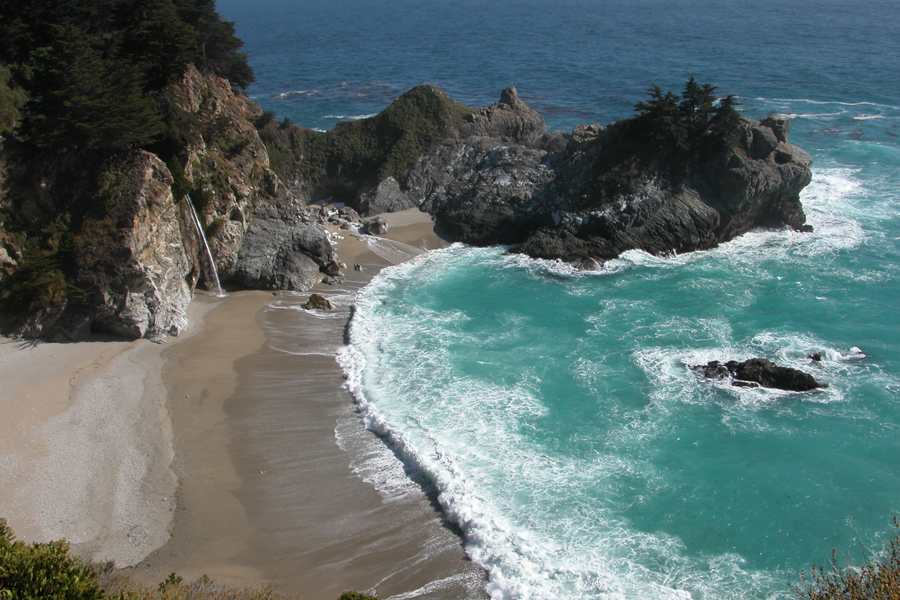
[0, 208, 486, 599]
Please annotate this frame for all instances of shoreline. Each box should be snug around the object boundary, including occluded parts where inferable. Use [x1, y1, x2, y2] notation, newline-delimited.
[0, 208, 486, 599]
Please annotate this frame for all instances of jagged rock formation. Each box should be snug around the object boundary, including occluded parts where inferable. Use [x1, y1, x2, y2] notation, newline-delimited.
[412, 91, 813, 264]
[691, 358, 824, 392]
[0, 67, 337, 341]
[264, 85, 812, 267]
[0, 79, 813, 341]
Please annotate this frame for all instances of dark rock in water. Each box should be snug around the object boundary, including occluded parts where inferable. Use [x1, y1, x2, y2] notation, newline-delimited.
[361, 216, 389, 235]
[694, 360, 732, 380]
[304, 293, 334, 310]
[808, 352, 824, 362]
[732, 380, 760, 388]
[691, 358, 824, 392]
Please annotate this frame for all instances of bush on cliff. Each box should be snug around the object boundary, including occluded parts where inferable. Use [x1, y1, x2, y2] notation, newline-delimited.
[0, 517, 104, 599]
[795, 517, 900, 600]
[573, 78, 742, 209]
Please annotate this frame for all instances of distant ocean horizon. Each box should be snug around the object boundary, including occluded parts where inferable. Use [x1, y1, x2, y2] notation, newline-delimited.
[218, 1, 900, 598]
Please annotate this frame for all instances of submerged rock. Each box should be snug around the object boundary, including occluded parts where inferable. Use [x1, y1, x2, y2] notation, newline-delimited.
[304, 293, 334, 310]
[691, 358, 824, 392]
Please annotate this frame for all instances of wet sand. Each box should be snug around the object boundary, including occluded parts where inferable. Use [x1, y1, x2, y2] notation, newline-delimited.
[0, 208, 485, 599]
[127, 209, 487, 599]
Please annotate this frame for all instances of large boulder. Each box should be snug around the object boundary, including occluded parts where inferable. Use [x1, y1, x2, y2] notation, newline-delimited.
[691, 358, 824, 392]
[360, 215, 389, 235]
[304, 293, 334, 310]
[231, 201, 339, 291]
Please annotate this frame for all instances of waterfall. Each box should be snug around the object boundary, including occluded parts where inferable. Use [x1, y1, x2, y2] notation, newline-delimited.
[185, 196, 225, 297]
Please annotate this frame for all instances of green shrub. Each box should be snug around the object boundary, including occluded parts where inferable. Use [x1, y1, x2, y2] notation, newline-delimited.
[254, 111, 276, 129]
[336, 592, 379, 600]
[0, 230, 72, 314]
[796, 517, 900, 600]
[0, 517, 104, 600]
[261, 85, 474, 190]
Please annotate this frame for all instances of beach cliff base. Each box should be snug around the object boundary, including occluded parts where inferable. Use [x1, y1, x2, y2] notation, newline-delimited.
[0, 209, 487, 600]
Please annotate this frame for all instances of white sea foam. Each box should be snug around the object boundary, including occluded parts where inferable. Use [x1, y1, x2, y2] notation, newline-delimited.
[338, 258, 800, 599]
[331, 144, 899, 599]
[322, 113, 378, 120]
[358, 234, 431, 264]
[752, 97, 900, 111]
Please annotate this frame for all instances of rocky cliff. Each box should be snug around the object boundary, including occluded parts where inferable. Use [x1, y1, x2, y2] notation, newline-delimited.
[0, 67, 337, 341]
[264, 85, 811, 266]
[369, 88, 812, 265]
[0, 79, 813, 340]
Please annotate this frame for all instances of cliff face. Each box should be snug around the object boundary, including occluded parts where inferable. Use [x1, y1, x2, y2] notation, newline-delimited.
[413, 95, 813, 264]
[0, 79, 813, 340]
[0, 67, 336, 341]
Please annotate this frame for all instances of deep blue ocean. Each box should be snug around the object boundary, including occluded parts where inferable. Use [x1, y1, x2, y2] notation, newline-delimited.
[218, 1, 900, 598]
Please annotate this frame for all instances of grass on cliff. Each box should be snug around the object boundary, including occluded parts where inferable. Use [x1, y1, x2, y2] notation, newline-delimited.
[259, 85, 474, 191]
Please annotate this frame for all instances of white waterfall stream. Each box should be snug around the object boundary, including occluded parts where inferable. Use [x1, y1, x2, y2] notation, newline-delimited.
[185, 196, 225, 297]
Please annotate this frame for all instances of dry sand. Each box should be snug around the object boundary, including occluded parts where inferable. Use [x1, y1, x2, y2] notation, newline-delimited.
[0, 208, 486, 599]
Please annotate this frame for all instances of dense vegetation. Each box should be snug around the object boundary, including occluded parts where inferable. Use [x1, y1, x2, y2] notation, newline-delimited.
[573, 78, 742, 208]
[0, 0, 253, 324]
[259, 85, 474, 198]
[632, 77, 741, 153]
[0, 0, 253, 153]
[0, 518, 104, 599]
[1, 518, 379, 599]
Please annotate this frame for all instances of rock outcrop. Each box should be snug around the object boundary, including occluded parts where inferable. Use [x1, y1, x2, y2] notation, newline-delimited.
[230, 200, 339, 291]
[413, 104, 812, 264]
[0, 67, 337, 340]
[0, 79, 814, 341]
[263, 85, 812, 268]
[691, 358, 824, 392]
[80, 153, 193, 341]
[304, 293, 334, 310]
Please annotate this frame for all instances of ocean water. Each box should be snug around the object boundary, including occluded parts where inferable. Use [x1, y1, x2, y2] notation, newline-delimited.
[217, 1, 900, 598]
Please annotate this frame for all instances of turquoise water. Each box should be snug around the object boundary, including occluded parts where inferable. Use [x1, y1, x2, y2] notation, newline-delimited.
[217, 0, 900, 597]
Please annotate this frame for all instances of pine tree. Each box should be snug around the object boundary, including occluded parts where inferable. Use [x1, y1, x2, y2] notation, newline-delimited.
[680, 77, 717, 130]
[115, 0, 198, 90]
[18, 23, 165, 152]
[634, 84, 688, 151]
